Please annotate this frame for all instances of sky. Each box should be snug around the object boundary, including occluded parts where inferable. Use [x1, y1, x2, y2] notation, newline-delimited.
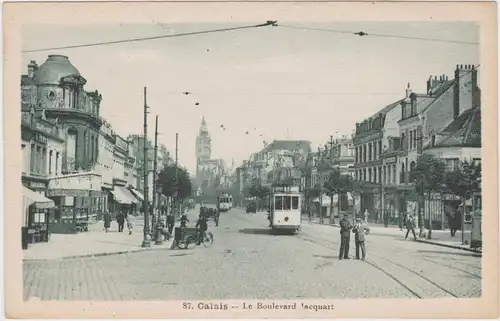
[21, 22, 479, 175]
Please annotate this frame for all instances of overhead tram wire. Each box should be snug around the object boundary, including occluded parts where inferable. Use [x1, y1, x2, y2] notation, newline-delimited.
[22, 21, 278, 53]
[277, 24, 479, 45]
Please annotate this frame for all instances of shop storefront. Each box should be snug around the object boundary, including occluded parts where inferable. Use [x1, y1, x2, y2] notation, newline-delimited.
[46, 172, 102, 233]
[22, 186, 55, 249]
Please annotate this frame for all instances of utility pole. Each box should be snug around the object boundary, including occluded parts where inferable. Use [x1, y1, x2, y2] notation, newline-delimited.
[142, 87, 151, 248]
[151, 115, 159, 229]
[174, 133, 179, 216]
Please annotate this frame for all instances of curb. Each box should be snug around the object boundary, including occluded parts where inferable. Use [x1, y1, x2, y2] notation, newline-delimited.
[23, 243, 173, 262]
[414, 239, 482, 254]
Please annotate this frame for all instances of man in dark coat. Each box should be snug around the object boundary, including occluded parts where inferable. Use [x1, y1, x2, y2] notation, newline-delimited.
[352, 218, 370, 260]
[195, 214, 208, 245]
[116, 211, 125, 232]
[339, 214, 352, 260]
[166, 212, 175, 234]
[405, 214, 417, 240]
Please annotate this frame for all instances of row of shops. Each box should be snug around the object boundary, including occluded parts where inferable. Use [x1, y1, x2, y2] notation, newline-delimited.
[21, 171, 168, 248]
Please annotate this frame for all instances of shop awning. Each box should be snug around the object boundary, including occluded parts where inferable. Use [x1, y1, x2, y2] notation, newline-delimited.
[47, 172, 102, 197]
[129, 188, 145, 202]
[110, 186, 139, 204]
[23, 186, 55, 209]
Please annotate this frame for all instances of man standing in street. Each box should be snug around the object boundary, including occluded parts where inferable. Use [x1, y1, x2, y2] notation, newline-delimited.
[353, 218, 370, 260]
[338, 214, 352, 260]
[405, 214, 418, 240]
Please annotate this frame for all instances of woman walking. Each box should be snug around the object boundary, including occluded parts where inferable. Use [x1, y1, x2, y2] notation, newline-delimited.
[103, 211, 112, 233]
[126, 211, 135, 235]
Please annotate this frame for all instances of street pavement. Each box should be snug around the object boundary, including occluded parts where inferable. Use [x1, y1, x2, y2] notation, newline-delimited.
[23, 206, 481, 300]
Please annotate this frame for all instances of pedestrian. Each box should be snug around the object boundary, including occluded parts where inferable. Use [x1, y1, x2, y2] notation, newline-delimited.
[116, 210, 125, 232]
[103, 211, 112, 233]
[450, 209, 462, 237]
[180, 212, 189, 228]
[126, 211, 135, 235]
[352, 217, 370, 260]
[399, 212, 405, 231]
[195, 213, 208, 245]
[405, 214, 418, 240]
[338, 214, 352, 260]
[363, 209, 369, 224]
[167, 212, 175, 234]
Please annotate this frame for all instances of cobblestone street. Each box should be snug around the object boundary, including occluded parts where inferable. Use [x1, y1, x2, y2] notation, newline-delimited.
[24, 208, 482, 301]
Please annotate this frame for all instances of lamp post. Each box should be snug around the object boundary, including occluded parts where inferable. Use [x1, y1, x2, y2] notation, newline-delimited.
[142, 87, 151, 248]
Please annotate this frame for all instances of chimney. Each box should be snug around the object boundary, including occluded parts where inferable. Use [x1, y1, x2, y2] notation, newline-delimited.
[426, 76, 432, 94]
[405, 82, 412, 98]
[27, 60, 37, 78]
[454, 63, 475, 118]
[471, 65, 478, 108]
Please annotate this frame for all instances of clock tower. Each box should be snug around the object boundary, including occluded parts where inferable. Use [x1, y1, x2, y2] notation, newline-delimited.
[195, 116, 212, 179]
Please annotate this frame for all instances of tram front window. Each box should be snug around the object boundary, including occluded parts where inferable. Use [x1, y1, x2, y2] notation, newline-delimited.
[292, 196, 299, 210]
[283, 196, 291, 210]
[274, 196, 283, 210]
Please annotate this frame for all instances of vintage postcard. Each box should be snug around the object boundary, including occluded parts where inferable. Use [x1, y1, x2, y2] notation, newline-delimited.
[3, 1, 498, 319]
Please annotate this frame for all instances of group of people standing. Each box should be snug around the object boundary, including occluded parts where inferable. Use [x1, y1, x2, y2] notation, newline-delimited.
[338, 214, 371, 261]
[103, 210, 135, 235]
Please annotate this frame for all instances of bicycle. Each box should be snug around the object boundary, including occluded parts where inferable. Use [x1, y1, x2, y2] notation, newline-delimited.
[185, 229, 214, 249]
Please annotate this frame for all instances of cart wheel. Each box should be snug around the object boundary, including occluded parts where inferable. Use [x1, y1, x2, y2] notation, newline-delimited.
[177, 241, 188, 249]
[202, 232, 214, 247]
[185, 236, 197, 249]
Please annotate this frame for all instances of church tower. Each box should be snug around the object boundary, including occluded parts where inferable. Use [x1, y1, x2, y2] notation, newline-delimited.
[195, 116, 211, 179]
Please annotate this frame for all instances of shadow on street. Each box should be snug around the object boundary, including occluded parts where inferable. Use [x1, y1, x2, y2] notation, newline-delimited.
[238, 228, 273, 235]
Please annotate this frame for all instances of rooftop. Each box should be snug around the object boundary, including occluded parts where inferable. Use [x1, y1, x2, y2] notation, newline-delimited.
[429, 107, 481, 148]
[34, 55, 82, 86]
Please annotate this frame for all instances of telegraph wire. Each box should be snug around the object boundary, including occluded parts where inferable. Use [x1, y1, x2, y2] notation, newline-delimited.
[22, 21, 278, 53]
[277, 24, 479, 45]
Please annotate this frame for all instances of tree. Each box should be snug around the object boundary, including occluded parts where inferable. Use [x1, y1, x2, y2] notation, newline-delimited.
[349, 179, 367, 224]
[444, 159, 482, 243]
[157, 164, 192, 201]
[324, 169, 352, 224]
[409, 153, 447, 239]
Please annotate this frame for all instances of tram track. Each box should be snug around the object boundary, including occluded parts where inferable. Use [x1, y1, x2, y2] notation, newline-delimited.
[296, 231, 466, 299]
[419, 257, 482, 279]
[234, 211, 477, 298]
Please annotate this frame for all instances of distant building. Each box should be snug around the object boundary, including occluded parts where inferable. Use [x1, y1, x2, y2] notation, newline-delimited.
[194, 117, 225, 195]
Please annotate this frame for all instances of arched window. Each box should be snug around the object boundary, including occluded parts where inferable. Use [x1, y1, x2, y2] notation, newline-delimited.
[67, 128, 78, 171]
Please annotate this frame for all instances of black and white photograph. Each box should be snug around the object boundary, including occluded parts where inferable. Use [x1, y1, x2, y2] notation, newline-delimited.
[4, 2, 498, 319]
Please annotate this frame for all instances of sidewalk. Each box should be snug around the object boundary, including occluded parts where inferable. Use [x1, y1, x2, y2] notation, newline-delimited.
[23, 220, 173, 261]
[302, 215, 480, 254]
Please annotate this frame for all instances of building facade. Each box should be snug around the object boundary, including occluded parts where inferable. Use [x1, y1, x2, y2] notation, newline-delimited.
[353, 99, 403, 221]
[22, 55, 104, 227]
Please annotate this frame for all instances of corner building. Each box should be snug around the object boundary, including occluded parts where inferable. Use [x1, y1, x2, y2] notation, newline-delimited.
[22, 55, 104, 230]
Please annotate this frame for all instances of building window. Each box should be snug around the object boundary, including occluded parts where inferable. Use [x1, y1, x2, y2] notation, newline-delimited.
[56, 152, 60, 175]
[378, 140, 382, 156]
[36, 146, 41, 174]
[30, 144, 35, 173]
[409, 131, 413, 149]
[49, 150, 53, 174]
[446, 158, 460, 171]
[368, 144, 372, 161]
